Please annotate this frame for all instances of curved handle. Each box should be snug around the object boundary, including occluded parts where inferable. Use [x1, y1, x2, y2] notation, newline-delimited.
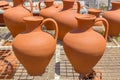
[38, 1, 41, 10]
[95, 18, 109, 40]
[40, 18, 58, 40]
[77, 1, 81, 13]
[23, 0, 33, 15]
[29, 0, 33, 15]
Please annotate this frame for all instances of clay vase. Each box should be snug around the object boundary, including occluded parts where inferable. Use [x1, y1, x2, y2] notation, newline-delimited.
[88, 8, 103, 26]
[103, 1, 120, 36]
[63, 14, 109, 75]
[3, 0, 33, 37]
[39, 0, 61, 30]
[12, 16, 58, 76]
[53, 0, 81, 41]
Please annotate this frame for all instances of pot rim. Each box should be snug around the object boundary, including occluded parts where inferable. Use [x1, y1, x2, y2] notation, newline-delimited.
[75, 14, 96, 21]
[88, 8, 102, 13]
[23, 16, 44, 22]
[111, 1, 120, 4]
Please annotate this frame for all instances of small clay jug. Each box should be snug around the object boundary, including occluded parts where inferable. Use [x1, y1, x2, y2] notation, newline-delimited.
[12, 16, 58, 76]
[103, 1, 120, 36]
[3, 0, 33, 37]
[39, 0, 61, 30]
[63, 14, 109, 75]
[88, 8, 103, 26]
[53, 0, 81, 41]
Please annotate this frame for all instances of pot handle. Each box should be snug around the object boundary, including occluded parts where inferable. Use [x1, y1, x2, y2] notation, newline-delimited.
[23, 0, 33, 15]
[29, 0, 33, 15]
[38, 0, 44, 10]
[77, 1, 81, 13]
[95, 18, 109, 40]
[38, 1, 41, 10]
[40, 18, 58, 40]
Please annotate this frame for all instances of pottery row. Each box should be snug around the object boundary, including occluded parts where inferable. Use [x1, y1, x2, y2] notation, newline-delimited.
[1, 0, 119, 79]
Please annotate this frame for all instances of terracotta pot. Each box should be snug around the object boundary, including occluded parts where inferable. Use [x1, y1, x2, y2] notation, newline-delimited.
[39, 0, 61, 30]
[88, 8, 103, 26]
[53, 0, 81, 41]
[103, 1, 120, 36]
[63, 14, 109, 75]
[3, 0, 33, 37]
[12, 16, 58, 76]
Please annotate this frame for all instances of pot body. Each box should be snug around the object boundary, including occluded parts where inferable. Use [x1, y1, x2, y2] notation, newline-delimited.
[63, 30, 106, 74]
[103, 1, 120, 36]
[3, 0, 32, 37]
[53, 10, 80, 40]
[13, 31, 56, 75]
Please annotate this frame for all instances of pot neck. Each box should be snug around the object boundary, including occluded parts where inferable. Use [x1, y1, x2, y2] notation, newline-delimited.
[76, 14, 96, 32]
[76, 22, 93, 32]
[89, 12, 100, 17]
[44, 1, 54, 8]
[13, 0, 24, 7]
[111, 2, 120, 10]
[88, 9, 102, 17]
[62, 0, 74, 10]
[23, 16, 44, 32]
[25, 22, 42, 32]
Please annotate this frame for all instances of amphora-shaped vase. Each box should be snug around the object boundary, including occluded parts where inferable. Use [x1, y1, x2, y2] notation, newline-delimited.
[12, 16, 58, 76]
[3, 0, 33, 37]
[39, 0, 61, 30]
[63, 14, 109, 75]
[53, 0, 81, 41]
